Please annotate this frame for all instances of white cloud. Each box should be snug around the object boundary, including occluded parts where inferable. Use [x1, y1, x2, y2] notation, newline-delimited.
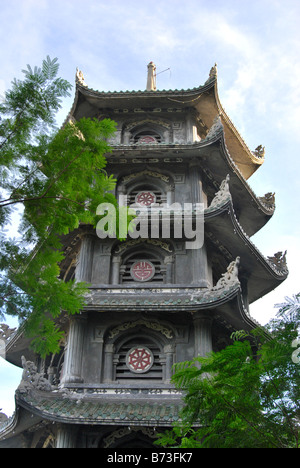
[176, 5, 300, 141]
[0, 361, 22, 416]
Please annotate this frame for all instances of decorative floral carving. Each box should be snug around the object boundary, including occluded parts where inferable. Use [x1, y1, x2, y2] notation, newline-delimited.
[113, 238, 173, 255]
[121, 169, 169, 184]
[109, 319, 174, 339]
[103, 426, 157, 448]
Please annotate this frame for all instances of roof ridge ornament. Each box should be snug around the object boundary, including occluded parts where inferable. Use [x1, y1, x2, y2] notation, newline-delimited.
[205, 63, 218, 84]
[252, 145, 265, 159]
[212, 256, 240, 291]
[18, 356, 52, 394]
[205, 114, 224, 140]
[208, 174, 231, 210]
[76, 67, 88, 87]
[267, 251, 288, 273]
[258, 192, 275, 210]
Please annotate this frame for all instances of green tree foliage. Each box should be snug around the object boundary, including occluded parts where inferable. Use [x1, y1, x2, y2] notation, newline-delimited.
[0, 57, 118, 356]
[156, 295, 300, 448]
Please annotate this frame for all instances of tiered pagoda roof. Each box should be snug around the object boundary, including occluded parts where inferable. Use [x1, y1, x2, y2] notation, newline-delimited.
[2, 66, 288, 368]
[69, 64, 264, 180]
[0, 64, 288, 448]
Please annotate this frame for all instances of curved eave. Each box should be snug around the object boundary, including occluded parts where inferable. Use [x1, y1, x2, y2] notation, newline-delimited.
[190, 78, 264, 178]
[212, 79, 264, 178]
[0, 399, 42, 446]
[83, 281, 241, 311]
[109, 129, 274, 236]
[63, 81, 215, 127]
[67, 77, 263, 180]
[14, 390, 183, 428]
[3, 324, 36, 368]
[83, 281, 259, 332]
[201, 128, 274, 236]
[205, 197, 288, 303]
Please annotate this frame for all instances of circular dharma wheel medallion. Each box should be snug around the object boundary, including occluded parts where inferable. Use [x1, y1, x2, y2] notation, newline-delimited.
[138, 135, 157, 144]
[135, 191, 156, 207]
[130, 260, 155, 282]
[126, 347, 154, 373]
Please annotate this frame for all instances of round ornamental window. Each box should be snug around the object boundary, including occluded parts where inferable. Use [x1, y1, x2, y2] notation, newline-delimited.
[135, 191, 156, 207]
[126, 347, 154, 373]
[130, 260, 155, 282]
[138, 135, 157, 144]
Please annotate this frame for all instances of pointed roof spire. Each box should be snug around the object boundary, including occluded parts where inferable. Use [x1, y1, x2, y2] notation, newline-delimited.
[146, 62, 157, 91]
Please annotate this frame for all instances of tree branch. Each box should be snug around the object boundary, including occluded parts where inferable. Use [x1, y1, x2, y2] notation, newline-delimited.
[0, 195, 85, 208]
[41, 148, 85, 199]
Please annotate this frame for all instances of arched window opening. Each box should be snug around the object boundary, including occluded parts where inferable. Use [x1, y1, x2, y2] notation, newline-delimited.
[100, 427, 157, 448]
[122, 120, 171, 145]
[116, 170, 174, 209]
[133, 130, 161, 144]
[128, 183, 166, 207]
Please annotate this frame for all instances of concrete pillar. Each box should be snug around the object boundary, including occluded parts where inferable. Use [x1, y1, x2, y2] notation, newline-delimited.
[164, 255, 174, 284]
[123, 130, 131, 144]
[75, 234, 94, 283]
[56, 425, 77, 448]
[61, 315, 86, 384]
[189, 159, 204, 205]
[111, 256, 121, 284]
[189, 160, 210, 287]
[166, 185, 175, 205]
[91, 241, 112, 284]
[186, 113, 194, 143]
[164, 344, 174, 383]
[192, 312, 213, 358]
[103, 343, 115, 382]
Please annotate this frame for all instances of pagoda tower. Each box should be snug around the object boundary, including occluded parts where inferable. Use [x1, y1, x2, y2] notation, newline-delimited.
[0, 63, 288, 448]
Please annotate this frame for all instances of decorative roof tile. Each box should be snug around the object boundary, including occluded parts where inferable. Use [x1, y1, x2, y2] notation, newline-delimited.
[16, 391, 183, 426]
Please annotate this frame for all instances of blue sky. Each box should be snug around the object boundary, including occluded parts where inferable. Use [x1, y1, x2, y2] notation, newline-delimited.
[0, 0, 299, 416]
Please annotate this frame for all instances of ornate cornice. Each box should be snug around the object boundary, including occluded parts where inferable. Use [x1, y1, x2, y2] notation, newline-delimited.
[108, 318, 174, 340]
[84, 258, 241, 312]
